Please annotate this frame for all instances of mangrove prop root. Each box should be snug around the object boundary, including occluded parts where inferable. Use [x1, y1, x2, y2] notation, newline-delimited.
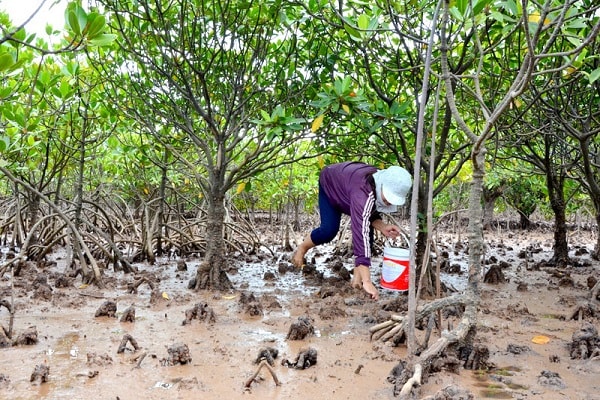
[244, 360, 281, 389]
[132, 352, 148, 369]
[399, 364, 422, 397]
[120, 306, 136, 323]
[117, 334, 140, 354]
[30, 363, 50, 383]
[370, 315, 405, 341]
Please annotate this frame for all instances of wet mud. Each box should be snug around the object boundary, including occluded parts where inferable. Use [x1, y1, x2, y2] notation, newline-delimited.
[1, 229, 600, 399]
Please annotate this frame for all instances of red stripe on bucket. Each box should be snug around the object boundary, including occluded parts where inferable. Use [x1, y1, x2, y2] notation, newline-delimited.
[381, 248, 409, 291]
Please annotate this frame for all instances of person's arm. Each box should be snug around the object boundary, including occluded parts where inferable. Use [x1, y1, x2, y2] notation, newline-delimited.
[348, 194, 382, 300]
[349, 192, 375, 267]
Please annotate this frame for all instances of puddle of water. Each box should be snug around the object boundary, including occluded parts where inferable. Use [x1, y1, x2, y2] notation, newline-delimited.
[471, 365, 528, 399]
[479, 387, 514, 399]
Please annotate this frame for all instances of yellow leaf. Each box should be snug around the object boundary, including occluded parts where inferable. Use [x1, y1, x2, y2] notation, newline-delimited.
[317, 155, 325, 169]
[143, 187, 149, 195]
[78, 284, 89, 289]
[528, 13, 550, 25]
[342, 104, 350, 114]
[532, 335, 550, 344]
[162, 292, 170, 300]
[236, 182, 246, 194]
[564, 66, 577, 78]
[510, 98, 522, 110]
[311, 114, 324, 133]
[528, 13, 540, 23]
[184, 178, 190, 185]
[222, 295, 236, 300]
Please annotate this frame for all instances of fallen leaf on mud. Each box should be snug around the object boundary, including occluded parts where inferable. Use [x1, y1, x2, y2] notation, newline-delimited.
[532, 335, 550, 344]
[78, 284, 89, 289]
[162, 292, 170, 300]
[154, 381, 173, 389]
[222, 295, 236, 300]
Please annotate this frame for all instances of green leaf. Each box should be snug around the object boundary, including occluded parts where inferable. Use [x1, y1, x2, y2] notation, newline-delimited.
[473, 0, 492, 15]
[59, 79, 72, 98]
[13, 112, 25, 128]
[67, 10, 82, 35]
[500, 0, 518, 16]
[12, 27, 26, 42]
[357, 14, 369, 31]
[565, 36, 582, 47]
[0, 136, 10, 153]
[85, 13, 106, 38]
[456, 0, 467, 15]
[88, 34, 117, 46]
[449, 7, 465, 21]
[75, 6, 88, 33]
[260, 110, 271, 121]
[589, 68, 600, 84]
[566, 19, 588, 29]
[27, 135, 36, 147]
[0, 52, 15, 72]
[0, 86, 12, 99]
[342, 19, 362, 41]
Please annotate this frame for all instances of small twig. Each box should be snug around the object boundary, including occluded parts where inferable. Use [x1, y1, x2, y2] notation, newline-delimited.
[133, 352, 148, 369]
[78, 292, 106, 299]
[244, 360, 281, 388]
[9, 264, 15, 338]
[422, 313, 437, 349]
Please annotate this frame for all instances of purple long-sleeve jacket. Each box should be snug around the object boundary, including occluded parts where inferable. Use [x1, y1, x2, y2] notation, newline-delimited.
[319, 162, 381, 267]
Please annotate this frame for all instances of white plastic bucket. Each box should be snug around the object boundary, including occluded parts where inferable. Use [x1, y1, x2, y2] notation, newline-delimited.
[380, 247, 410, 291]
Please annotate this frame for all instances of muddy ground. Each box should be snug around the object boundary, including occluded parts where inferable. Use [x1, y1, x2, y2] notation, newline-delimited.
[1, 224, 600, 400]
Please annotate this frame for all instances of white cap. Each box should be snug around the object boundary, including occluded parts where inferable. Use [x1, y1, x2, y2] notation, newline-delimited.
[373, 166, 412, 213]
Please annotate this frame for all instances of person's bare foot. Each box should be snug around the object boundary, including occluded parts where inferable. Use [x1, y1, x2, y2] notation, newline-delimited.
[351, 273, 362, 289]
[292, 236, 315, 268]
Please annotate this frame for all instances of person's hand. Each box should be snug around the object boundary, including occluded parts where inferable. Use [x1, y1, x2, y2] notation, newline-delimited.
[351, 265, 379, 300]
[372, 219, 401, 239]
[292, 251, 305, 268]
[380, 224, 401, 239]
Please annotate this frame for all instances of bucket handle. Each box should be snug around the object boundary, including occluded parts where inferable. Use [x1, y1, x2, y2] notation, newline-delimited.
[382, 214, 411, 249]
[384, 228, 410, 249]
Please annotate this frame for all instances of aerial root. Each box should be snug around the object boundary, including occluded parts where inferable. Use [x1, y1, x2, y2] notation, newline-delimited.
[244, 360, 281, 389]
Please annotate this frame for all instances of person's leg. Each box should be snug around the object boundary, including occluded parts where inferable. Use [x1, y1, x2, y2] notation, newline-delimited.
[292, 183, 341, 267]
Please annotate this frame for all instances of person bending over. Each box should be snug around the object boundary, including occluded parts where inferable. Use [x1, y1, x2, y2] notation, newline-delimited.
[292, 161, 412, 300]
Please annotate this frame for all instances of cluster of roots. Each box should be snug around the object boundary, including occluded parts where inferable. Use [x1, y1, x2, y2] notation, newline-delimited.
[570, 322, 600, 359]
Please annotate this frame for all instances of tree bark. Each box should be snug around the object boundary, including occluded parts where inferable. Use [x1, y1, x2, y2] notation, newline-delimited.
[546, 173, 569, 266]
[595, 213, 600, 260]
[191, 187, 233, 291]
[482, 184, 504, 230]
[156, 149, 169, 257]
